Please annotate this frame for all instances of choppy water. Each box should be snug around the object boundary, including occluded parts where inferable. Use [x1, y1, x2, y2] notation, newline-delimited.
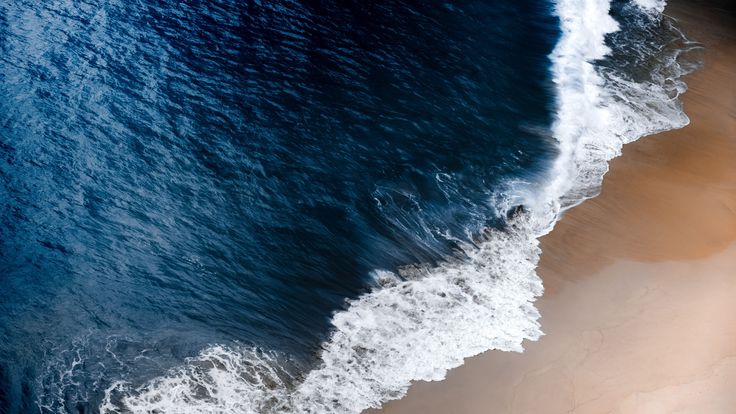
[0, 0, 699, 412]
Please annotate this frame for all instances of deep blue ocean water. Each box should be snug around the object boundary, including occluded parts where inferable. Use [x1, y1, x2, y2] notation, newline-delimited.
[0, 0, 695, 412]
[1, 1, 558, 411]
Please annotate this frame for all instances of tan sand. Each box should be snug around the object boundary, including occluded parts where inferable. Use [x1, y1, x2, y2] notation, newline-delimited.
[372, 0, 736, 413]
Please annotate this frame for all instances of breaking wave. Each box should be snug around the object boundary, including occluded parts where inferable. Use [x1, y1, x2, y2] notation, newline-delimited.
[100, 0, 701, 412]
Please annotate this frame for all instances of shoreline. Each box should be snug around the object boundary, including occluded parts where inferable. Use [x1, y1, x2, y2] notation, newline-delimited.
[372, 0, 736, 412]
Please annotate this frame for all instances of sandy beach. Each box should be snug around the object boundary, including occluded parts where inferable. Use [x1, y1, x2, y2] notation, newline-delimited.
[373, 0, 736, 413]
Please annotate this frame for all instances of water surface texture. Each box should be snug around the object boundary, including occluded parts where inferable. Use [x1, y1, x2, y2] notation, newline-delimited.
[1, 0, 558, 411]
[0, 0, 697, 412]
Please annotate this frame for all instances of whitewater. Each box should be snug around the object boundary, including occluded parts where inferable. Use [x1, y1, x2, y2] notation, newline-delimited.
[100, 0, 699, 412]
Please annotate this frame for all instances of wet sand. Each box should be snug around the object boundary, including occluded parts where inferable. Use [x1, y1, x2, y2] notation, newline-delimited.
[373, 0, 736, 412]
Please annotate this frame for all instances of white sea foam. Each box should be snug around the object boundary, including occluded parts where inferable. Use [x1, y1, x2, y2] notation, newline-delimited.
[104, 220, 543, 414]
[544, 0, 697, 214]
[633, 0, 667, 13]
[101, 0, 696, 412]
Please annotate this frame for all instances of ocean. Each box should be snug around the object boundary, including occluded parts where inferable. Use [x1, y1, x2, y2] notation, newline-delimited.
[0, 0, 699, 412]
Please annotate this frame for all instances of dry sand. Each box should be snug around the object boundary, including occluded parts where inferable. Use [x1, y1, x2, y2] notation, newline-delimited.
[372, 0, 736, 412]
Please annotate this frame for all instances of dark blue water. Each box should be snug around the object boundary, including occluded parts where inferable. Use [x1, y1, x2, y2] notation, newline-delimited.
[0, 0, 559, 412]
